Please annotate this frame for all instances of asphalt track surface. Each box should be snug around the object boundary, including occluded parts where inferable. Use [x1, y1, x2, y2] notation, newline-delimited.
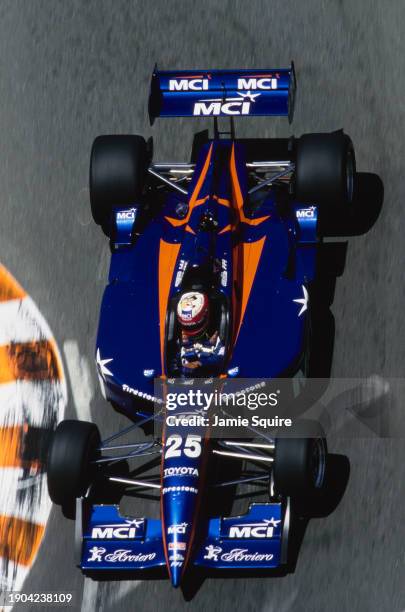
[0, 1, 404, 611]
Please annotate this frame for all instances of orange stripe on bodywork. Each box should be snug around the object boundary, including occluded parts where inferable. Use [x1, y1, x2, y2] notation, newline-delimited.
[218, 224, 231, 235]
[213, 196, 230, 207]
[194, 196, 210, 206]
[245, 215, 271, 226]
[0, 265, 26, 302]
[164, 216, 183, 228]
[235, 237, 266, 340]
[230, 144, 270, 226]
[229, 144, 267, 341]
[0, 339, 63, 384]
[158, 240, 181, 374]
[164, 146, 213, 228]
[0, 515, 45, 566]
[158, 145, 214, 373]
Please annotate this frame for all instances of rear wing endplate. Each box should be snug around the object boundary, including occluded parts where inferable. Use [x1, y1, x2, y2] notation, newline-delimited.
[148, 63, 296, 124]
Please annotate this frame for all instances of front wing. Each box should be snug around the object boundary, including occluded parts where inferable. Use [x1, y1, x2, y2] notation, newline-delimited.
[77, 500, 290, 573]
[194, 501, 289, 569]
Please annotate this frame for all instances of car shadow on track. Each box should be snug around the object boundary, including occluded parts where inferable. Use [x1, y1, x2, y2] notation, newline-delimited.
[285, 452, 350, 572]
[182, 173, 382, 599]
[179, 451, 350, 600]
[298, 171, 384, 402]
[319, 172, 384, 238]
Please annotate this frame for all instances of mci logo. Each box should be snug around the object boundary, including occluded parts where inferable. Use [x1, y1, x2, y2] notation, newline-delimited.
[169, 77, 277, 92]
[169, 79, 209, 91]
[226, 518, 281, 539]
[296, 206, 316, 219]
[237, 77, 278, 90]
[117, 208, 136, 221]
[193, 101, 251, 116]
[91, 526, 137, 539]
[91, 519, 144, 539]
[193, 92, 260, 116]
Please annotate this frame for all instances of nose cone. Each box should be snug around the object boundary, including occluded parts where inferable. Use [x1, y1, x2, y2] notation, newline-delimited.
[163, 490, 197, 588]
[170, 563, 182, 588]
[161, 408, 207, 588]
[166, 530, 188, 587]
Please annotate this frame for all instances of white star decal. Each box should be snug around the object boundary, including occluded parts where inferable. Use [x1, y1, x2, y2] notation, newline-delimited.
[96, 348, 113, 381]
[293, 285, 309, 317]
[236, 91, 261, 102]
[125, 519, 143, 528]
[264, 517, 282, 527]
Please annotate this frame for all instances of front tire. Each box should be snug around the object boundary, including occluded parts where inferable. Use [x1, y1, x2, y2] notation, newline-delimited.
[273, 419, 327, 497]
[47, 420, 101, 507]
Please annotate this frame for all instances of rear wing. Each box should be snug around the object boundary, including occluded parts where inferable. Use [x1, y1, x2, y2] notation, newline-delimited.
[148, 63, 296, 124]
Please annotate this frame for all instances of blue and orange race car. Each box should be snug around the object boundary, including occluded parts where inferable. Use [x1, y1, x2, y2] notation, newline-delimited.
[47, 65, 356, 587]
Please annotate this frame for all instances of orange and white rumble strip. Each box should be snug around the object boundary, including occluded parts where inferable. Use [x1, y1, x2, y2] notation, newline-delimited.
[0, 265, 67, 598]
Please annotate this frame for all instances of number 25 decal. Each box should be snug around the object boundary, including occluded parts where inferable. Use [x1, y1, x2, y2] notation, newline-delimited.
[165, 435, 202, 459]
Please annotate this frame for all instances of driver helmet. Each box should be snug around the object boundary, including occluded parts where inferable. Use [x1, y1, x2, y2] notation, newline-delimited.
[177, 291, 209, 338]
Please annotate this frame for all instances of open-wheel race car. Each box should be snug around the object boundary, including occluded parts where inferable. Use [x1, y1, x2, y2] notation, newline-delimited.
[47, 65, 357, 587]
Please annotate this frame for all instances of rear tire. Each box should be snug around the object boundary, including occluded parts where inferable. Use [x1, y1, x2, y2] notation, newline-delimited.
[295, 131, 356, 207]
[273, 419, 327, 497]
[47, 420, 101, 507]
[89, 135, 148, 231]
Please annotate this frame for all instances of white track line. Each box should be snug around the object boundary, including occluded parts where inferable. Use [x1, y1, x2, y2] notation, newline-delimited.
[63, 340, 94, 423]
[63, 341, 98, 612]
[110, 580, 142, 605]
[0, 297, 52, 345]
[63, 343, 142, 609]
[81, 578, 99, 612]
[0, 468, 50, 524]
[0, 380, 67, 428]
[260, 587, 298, 612]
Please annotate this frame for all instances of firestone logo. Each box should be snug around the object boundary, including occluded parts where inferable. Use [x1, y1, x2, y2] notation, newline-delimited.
[122, 384, 164, 404]
[162, 485, 198, 495]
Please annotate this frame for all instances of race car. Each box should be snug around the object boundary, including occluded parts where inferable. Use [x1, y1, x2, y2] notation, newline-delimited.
[47, 65, 356, 587]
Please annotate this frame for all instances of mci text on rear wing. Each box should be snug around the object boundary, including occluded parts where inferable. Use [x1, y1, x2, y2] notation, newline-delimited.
[148, 63, 296, 124]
